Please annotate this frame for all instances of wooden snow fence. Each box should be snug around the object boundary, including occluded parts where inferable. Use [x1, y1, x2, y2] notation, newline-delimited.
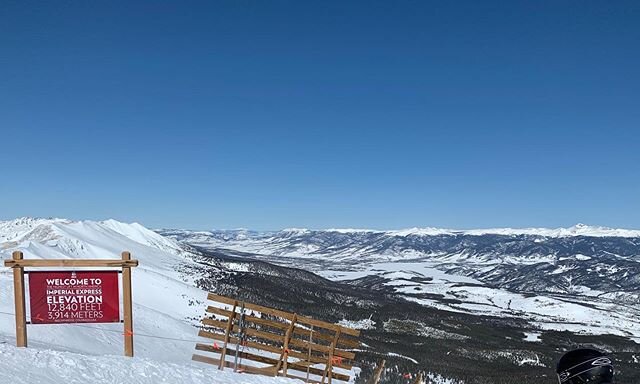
[192, 293, 361, 383]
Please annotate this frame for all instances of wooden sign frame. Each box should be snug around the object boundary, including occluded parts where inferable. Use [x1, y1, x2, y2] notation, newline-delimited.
[3, 251, 139, 357]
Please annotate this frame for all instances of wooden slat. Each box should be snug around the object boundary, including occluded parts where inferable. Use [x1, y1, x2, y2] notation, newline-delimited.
[244, 327, 286, 344]
[201, 292, 359, 381]
[289, 337, 355, 360]
[205, 306, 234, 318]
[292, 327, 360, 349]
[240, 302, 296, 322]
[198, 329, 228, 342]
[203, 317, 356, 367]
[198, 330, 352, 370]
[328, 348, 355, 361]
[12, 251, 27, 348]
[205, 310, 359, 350]
[205, 304, 359, 350]
[196, 343, 277, 369]
[306, 325, 314, 382]
[246, 315, 289, 330]
[243, 328, 356, 360]
[206, 305, 292, 332]
[194, 345, 351, 382]
[334, 335, 360, 349]
[290, 348, 352, 370]
[206, 309, 290, 332]
[207, 293, 359, 337]
[202, 318, 234, 330]
[201, 326, 356, 361]
[196, 332, 354, 370]
[122, 251, 134, 357]
[4, 259, 139, 268]
[218, 300, 237, 370]
[268, 355, 352, 381]
[370, 359, 385, 384]
[289, 336, 331, 356]
[323, 328, 341, 384]
[192, 353, 219, 365]
[278, 314, 297, 376]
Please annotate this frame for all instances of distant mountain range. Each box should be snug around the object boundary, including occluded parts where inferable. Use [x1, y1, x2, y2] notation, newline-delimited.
[159, 224, 640, 293]
[159, 224, 640, 340]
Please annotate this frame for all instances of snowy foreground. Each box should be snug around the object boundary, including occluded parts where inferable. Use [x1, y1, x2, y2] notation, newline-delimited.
[0, 218, 209, 361]
[0, 218, 306, 383]
[0, 343, 299, 384]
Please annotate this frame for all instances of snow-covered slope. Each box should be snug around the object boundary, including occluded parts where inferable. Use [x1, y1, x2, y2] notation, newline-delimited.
[0, 343, 299, 384]
[0, 217, 214, 363]
[1, 218, 362, 383]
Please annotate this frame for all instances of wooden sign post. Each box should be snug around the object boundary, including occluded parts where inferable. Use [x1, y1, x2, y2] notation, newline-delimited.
[3, 251, 139, 357]
[12, 251, 27, 347]
[122, 251, 135, 357]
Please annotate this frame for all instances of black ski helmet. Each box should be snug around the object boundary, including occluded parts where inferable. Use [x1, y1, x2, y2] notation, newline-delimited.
[556, 348, 614, 384]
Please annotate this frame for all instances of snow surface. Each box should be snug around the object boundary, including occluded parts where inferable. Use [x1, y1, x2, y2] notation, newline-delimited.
[0, 218, 300, 383]
[338, 317, 376, 330]
[319, 262, 640, 340]
[0, 343, 300, 384]
[0, 218, 207, 362]
[523, 332, 541, 342]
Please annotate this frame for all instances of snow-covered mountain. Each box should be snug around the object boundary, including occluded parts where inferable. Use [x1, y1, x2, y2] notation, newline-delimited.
[160, 224, 640, 341]
[159, 224, 640, 293]
[0, 217, 216, 362]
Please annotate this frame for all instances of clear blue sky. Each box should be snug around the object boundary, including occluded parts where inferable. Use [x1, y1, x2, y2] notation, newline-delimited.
[1, 1, 639, 230]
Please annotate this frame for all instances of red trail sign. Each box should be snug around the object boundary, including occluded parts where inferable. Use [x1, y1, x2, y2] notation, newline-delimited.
[28, 271, 120, 324]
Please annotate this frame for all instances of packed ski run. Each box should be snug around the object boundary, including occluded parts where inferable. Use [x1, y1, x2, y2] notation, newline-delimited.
[0, 343, 302, 384]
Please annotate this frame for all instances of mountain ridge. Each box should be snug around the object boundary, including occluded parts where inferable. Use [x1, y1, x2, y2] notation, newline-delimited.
[182, 223, 640, 238]
[160, 224, 640, 342]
